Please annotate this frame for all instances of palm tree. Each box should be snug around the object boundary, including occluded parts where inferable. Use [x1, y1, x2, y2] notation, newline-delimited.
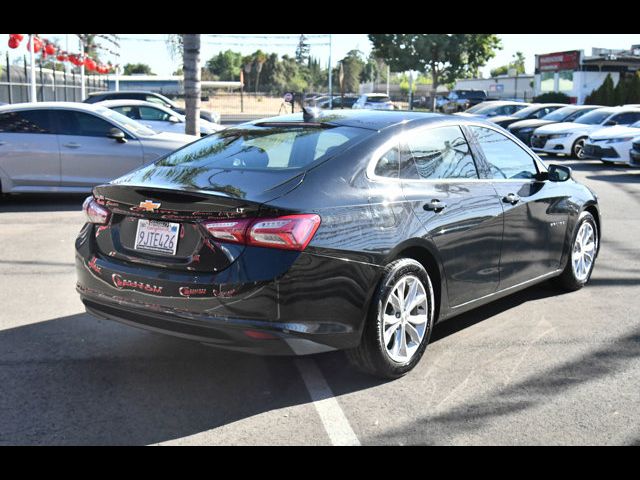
[253, 50, 267, 94]
[182, 34, 201, 136]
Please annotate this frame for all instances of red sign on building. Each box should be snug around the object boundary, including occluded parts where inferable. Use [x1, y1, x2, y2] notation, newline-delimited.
[537, 51, 581, 72]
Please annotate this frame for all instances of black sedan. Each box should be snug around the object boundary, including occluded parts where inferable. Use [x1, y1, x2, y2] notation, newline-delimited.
[487, 103, 567, 129]
[508, 105, 603, 146]
[75, 110, 601, 379]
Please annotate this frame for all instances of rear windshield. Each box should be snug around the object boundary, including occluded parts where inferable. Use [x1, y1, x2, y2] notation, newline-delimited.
[156, 125, 372, 170]
[458, 91, 485, 99]
[366, 96, 390, 103]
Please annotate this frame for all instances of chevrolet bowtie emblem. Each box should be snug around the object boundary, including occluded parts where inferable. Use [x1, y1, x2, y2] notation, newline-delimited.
[139, 200, 161, 212]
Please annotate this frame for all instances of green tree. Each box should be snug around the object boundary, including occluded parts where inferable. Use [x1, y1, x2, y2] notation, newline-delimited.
[205, 49, 243, 81]
[369, 34, 502, 111]
[627, 72, 640, 104]
[490, 51, 525, 78]
[295, 34, 310, 64]
[123, 63, 154, 75]
[332, 49, 365, 94]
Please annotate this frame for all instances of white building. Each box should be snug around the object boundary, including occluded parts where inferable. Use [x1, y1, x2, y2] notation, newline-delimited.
[534, 46, 640, 104]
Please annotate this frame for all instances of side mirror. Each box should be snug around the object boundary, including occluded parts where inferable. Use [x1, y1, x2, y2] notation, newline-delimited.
[548, 164, 572, 182]
[107, 127, 127, 143]
[603, 120, 618, 126]
[168, 116, 180, 123]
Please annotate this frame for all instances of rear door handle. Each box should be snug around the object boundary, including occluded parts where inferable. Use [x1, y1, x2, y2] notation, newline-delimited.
[63, 142, 81, 149]
[423, 199, 447, 212]
[502, 193, 520, 205]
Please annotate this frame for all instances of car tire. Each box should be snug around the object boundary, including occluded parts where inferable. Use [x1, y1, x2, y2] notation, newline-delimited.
[554, 211, 598, 291]
[571, 137, 587, 159]
[346, 258, 435, 379]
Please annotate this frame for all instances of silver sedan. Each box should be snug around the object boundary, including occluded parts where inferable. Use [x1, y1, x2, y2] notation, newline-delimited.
[0, 102, 198, 194]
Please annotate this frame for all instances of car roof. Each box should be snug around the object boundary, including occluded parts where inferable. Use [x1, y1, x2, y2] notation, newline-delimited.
[363, 93, 390, 97]
[88, 90, 165, 97]
[96, 99, 174, 109]
[248, 109, 458, 131]
[0, 101, 110, 113]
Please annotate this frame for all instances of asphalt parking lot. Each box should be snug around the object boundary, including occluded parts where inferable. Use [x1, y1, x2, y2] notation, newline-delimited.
[0, 156, 638, 445]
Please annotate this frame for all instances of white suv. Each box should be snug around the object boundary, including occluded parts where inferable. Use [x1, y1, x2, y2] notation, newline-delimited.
[530, 107, 640, 159]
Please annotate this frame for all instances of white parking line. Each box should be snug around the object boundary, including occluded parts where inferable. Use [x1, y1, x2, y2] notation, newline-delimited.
[295, 358, 360, 446]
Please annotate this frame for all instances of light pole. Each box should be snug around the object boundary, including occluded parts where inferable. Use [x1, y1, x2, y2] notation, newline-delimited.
[29, 34, 37, 102]
[79, 36, 86, 101]
[328, 34, 332, 109]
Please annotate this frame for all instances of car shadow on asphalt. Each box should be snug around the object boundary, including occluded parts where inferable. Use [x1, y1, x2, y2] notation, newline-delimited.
[0, 194, 86, 213]
[0, 313, 312, 445]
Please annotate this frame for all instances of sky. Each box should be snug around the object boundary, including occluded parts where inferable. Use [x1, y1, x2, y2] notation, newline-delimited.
[2, 34, 639, 78]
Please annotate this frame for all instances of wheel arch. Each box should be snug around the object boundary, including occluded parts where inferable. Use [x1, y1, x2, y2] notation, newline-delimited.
[385, 238, 448, 322]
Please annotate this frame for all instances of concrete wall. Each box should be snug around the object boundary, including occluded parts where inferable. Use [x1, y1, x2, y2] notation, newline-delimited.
[533, 71, 620, 104]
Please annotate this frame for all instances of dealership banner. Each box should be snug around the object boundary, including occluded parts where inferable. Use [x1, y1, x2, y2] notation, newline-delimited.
[536, 51, 581, 72]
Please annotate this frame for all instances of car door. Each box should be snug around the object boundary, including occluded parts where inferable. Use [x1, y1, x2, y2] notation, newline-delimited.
[53, 109, 144, 187]
[0, 109, 61, 190]
[397, 125, 504, 307]
[466, 125, 570, 289]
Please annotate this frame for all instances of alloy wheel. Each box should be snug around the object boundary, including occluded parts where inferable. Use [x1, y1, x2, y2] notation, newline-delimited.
[572, 222, 596, 282]
[574, 139, 585, 159]
[381, 275, 429, 363]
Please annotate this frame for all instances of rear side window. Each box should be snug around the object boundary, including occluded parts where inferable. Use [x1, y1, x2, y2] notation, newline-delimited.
[373, 147, 401, 178]
[139, 107, 171, 121]
[0, 110, 52, 133]
[611, 111, 640, 125]
[366, 96, 390, 103]
[157, 125, 372, 170]
[468, 126, 538, 180]
[399, 126, 478, 180]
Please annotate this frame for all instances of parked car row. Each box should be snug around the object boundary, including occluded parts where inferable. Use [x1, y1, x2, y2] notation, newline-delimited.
[456, 100, 640, 166]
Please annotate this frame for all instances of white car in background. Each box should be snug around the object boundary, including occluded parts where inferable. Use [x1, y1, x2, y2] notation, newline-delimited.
[584, 120, 640, 165]
[352, 93, 395, 110]
[97, 100, 225, 137]
[0, 102, 197, 194]
[530, 106, 640, 159]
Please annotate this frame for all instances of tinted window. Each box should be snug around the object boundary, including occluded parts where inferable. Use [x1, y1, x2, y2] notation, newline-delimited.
[112, 106, 140, 120]
[611, 111, 640, 125]
[145, 96, 170, 106]
[542, 106, 578, 122]
[373, 146, 400, 178]
[513, 105, 546, 119]
[366, 96, 390, 103]
[54, 111, 116, 137]
[0, 110, 52, 133]
[469, 126, 538, 180]
[399, 126, 478, 180]
[157, 126, 371, 170]
[574, 109, 616, 125]
[139, 106, 171, 121]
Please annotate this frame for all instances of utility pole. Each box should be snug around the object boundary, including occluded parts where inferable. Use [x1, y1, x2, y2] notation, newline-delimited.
[328, 34, 332, 109]
[29, 34, 37, 102]
[79, 36, 86, 101]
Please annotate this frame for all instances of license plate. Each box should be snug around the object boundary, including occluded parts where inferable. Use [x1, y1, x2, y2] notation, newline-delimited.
[134, 219, 180, 255]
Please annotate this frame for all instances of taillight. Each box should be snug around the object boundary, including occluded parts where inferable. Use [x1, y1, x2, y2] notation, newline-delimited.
[82, 196, 110, 224]
[202, 214, 321, 251]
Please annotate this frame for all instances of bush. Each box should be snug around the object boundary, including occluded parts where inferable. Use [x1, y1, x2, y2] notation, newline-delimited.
[532, 92, 571, 103]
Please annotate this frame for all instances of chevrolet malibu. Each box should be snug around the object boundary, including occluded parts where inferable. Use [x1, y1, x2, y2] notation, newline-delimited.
[76, 110, 601, 378]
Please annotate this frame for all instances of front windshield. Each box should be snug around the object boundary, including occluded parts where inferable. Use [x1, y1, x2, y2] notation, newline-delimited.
[574, 109, 615, 125]
[94, 106, 157, 136]
[466, 102, 497, 114]
[542, 106, 576, 122]
[512, 105, 543, 119]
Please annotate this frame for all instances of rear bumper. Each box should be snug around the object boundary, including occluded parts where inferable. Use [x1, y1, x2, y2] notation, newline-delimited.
[76, 230, 381, 355]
